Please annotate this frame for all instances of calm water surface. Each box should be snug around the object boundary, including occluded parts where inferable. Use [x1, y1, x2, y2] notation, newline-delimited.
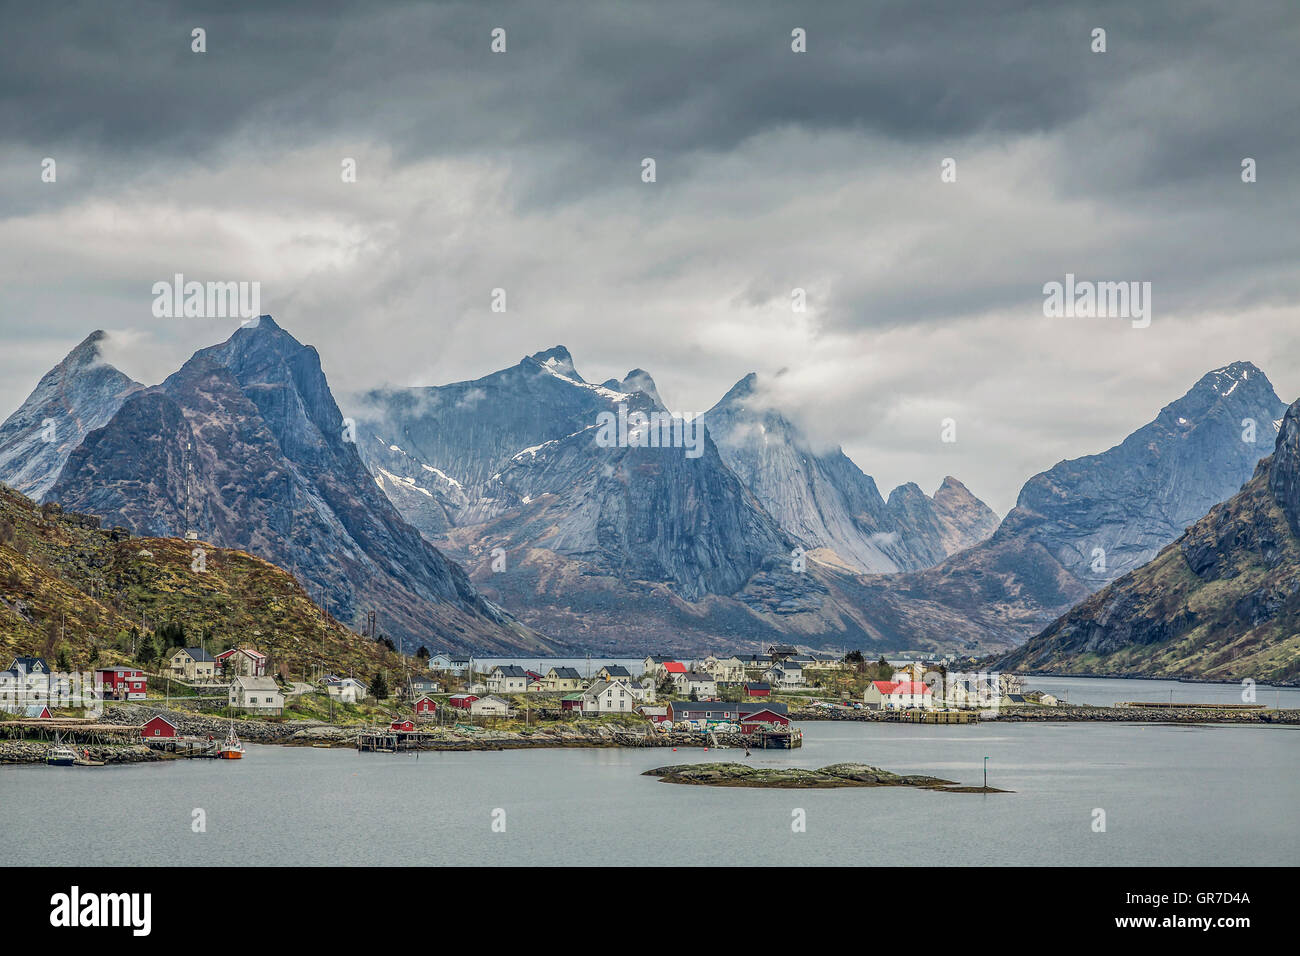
[3, 720, 1295, 866]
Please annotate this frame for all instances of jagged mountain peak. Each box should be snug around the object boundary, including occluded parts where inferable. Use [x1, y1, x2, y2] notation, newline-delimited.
[0, 330, 144, 501]
[526, 346, 582, 382]
[617, 368, 666, 409]
[63, 329, 111, 367]
[718, 371, 760, 405]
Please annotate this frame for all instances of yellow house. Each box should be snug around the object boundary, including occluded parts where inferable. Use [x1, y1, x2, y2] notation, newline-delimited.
[166, 647, 216, 681]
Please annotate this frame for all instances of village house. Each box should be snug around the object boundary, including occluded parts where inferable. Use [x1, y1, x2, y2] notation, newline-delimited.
[764, 661, 804, 688]
[406, 677, 442, 698]
[322, 676, 368, 703]
[413, 696, 438, 717]
[469, 695, 509, 717]
[864, 680, 934, 711]
[767, 644, 800, 661]
[638, 705, 669, 724]
[738, 703, 791, 733]
[391, 718, 415, 732]
[560, 692, 585, 712]
[803, 652, 842, 670]
[448, 693, 479, 709]
[229, 676, 284, 715]
[525, 670, 548, 692]
[214, 647, 268, 678]
[24, 704, 52, 719]
[596, 664, 634, 683]
[4, 656, 51, 701]
[95, 666, 147, 701]
[486, 665, 529, 694]
[543, 666, 584, 692]
[744, 681, 771, 698]
[673, 670, 718, 699]
[166, 647, 216, 682]
[629, 680, 656, 703]
[698, 655, 745, 684]
[642, 656, 683, 681]
[141, 714, 179, 739]
[667, 700, 743, 728]
[582, 679, 636, 713]
[667, 700, 792, 731]
[427, 654, 473, 675]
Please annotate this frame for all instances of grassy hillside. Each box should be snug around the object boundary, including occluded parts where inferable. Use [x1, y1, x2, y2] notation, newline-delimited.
[0, 484, 403, 680]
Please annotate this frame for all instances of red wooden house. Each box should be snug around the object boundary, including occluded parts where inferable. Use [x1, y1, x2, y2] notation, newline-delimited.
[738, 705, 790, 733]
[448, 694, 478, 709]
[95, 666, 147, 701]
[413, 696, 438, 716]
[744, 681, 771, 698]
[390, 719, 415, 732]
[141, 715, 179, 738]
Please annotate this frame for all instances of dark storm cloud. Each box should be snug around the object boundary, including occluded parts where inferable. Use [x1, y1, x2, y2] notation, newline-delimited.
[9, 1, 1286, 185]
[1, 0, 1298, 512]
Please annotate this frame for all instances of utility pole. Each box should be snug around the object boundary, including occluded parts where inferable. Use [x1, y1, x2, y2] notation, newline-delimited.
[984, 755, 989, 790]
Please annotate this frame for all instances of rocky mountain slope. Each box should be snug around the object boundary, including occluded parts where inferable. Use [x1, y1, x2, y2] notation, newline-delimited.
[0, 332, 142, 501]
[704, 372, 998, 573]
[998, 397, 1300, 685]
[838, 362, 1287, 652]
[0, 484, 404, 678]
[19, 318, 548, 655]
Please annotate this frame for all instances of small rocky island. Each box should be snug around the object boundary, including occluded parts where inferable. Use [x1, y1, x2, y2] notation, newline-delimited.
[643, 762, 1009, 792]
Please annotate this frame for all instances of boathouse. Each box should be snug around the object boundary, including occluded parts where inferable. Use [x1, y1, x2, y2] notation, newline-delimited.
[141, 715, 179, 738]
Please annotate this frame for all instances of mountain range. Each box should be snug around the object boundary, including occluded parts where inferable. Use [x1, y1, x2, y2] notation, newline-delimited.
[352, 346, 1002, 653]
[0, 318, 548, 655]
[1, 321, 1291, 673]
[837, 362, 1287, 651]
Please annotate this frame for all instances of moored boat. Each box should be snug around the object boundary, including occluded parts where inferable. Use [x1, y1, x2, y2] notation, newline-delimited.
[216, 723, 244, 759]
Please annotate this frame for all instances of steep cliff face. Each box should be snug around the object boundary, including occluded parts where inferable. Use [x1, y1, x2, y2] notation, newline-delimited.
[704, 373, 999, 574]
[998, 398, 1300, 685]
[1013, 362, 1286, 587]
[44, 318, 548, 655]
[0, 332, 143, 501]
[839, 363, 1288, 652]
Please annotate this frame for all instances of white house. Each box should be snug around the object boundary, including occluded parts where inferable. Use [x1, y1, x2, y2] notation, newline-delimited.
[672, 671, 717, 699]
[229, 676, 284, 714]
[582, 679, 636, 714]
[468, 695, 509, 717]
[629, 680, 656, 703]
[486, 665, 529, 694]
[428, 654, 473, 675]
[764, 662, 804, 688]
[322, 676, 368, 703]
[864, 680, 933, 711]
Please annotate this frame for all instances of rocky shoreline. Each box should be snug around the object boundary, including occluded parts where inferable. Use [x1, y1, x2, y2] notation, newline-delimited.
[0, 740, 165, 765]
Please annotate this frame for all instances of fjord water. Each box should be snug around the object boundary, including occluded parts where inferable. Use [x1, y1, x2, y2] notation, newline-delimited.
[3, 720, 1295, 866]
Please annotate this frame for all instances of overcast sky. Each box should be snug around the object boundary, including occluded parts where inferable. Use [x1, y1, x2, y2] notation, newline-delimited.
[2, 0, 1298, 514]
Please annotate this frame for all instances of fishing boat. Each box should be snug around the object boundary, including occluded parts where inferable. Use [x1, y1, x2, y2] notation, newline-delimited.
[215, 721, 244, 759]
[47, 732, 77, 766]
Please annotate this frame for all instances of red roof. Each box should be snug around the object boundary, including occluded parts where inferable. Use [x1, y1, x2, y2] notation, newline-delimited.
[871, 680, 898, 692]
[663, 662, 686, 673]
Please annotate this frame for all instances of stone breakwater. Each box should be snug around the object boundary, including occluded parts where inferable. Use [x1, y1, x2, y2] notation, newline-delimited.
[789, 706, 1300, 724]
[0, 740, 163, 765]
